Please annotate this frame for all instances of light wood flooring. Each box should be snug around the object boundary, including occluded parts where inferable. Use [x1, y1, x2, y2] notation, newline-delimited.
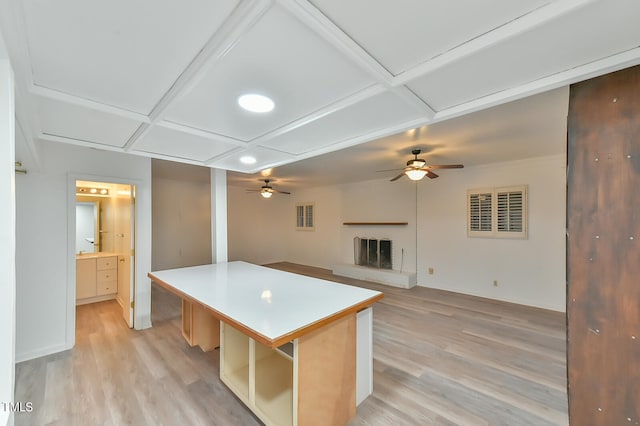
[14, 262, 567, 425]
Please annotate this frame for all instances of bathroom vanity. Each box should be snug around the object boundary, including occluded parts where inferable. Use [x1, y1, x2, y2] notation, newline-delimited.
[76, 252, 119, 304]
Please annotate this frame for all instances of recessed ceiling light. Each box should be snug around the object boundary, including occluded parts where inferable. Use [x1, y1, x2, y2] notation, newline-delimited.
[240, 156, 257, 165]
[238, 94, 274, 113]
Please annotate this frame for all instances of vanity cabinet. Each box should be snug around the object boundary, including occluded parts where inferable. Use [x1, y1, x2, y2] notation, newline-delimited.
[76, 255, 118, 304]
[76, 258, 97, 299]
[96, 257, 117, 295]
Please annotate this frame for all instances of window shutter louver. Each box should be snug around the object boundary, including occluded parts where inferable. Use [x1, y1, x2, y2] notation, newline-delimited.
[305, 205, 313, 228]
[296, 205, 304, 228]
[469, 193, 492, 232]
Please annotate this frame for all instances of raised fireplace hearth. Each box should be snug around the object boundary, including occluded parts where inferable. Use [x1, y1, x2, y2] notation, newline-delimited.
[332, 263, 416, 289]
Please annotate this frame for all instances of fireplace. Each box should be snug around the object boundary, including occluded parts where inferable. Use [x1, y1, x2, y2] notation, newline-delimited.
[354, 237, 392, 269]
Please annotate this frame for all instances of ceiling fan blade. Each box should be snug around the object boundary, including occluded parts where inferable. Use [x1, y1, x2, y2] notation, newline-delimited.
[246, 189, 261, 192]
[376, 168, 404, 173]
[390, 172, 406, 182]
[426, 170, 439, 179]
[427, 164, 464, 169]
[275, 190, 291, 194]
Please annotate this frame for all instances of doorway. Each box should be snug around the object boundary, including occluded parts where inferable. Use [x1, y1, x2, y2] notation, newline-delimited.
[75, 179, 136, 328]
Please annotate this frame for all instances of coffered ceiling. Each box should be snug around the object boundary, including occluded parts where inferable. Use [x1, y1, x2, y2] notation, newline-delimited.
[2, 0, 640, 176]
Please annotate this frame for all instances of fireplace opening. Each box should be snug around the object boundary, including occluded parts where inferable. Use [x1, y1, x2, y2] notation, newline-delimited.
[354, 237, 392, 270]
[367, 239, 378, 267]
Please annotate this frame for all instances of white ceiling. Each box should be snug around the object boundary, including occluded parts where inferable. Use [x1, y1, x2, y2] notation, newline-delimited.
[227, 86, 570, 190]
[3, 0, 640, 185]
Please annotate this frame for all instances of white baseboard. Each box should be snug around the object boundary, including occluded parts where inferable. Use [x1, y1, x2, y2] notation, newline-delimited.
[76, 294, 116, 306]
[15, 342, 71, 363]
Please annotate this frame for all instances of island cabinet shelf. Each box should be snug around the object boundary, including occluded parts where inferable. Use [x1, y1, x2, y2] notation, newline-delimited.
[343, 222, 408, 226]
[220, 317, 355, 426]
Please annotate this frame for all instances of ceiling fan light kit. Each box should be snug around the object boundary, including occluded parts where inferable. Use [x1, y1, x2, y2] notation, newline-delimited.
[389, 149, 464, 182]
[247, 179, 291, 198]
[405, 169, 428, 181]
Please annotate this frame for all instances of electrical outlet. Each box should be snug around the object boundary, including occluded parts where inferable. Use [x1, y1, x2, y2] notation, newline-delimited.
[493, 280, 498, 287]
[428, 267, 434, 275]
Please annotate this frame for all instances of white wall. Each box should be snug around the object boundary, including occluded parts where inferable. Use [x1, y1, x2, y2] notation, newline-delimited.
[15, 142, 152, 362]
[228, 185, 290, 265]
[339, 179, 417, 274]
[282, 185, 343, 269]
[228, 178, 417, 272]
[211, 168, 228, 263]
[228, 184, 346, 269]
[417, 154, 566, 311]
[0, 49, 16, 426]
[227, 155, 566, 312]
[152, 160, 212, 270]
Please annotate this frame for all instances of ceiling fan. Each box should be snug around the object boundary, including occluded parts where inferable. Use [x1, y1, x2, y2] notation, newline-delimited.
[247, 179, 291, 198]
[387, 149, 464, 181]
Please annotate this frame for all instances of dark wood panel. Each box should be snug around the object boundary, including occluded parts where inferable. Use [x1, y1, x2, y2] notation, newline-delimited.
[567, 64, 640, 425]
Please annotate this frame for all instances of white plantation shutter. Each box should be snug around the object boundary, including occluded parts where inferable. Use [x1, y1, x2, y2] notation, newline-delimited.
[497, 190, 524, 232]
[469, 192, 492, 232]
[468, 186, 527, 238]
[296, 205, 304, 228]
[305, 205, 313, 228]
[296, 203, 315, 230]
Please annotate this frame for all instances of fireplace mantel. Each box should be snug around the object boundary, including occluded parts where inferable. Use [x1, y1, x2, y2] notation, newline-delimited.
[343, 222, 408, 226]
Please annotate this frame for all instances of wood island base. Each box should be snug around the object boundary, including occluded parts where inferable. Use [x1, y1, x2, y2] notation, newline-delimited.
[149, 261, 383, 426]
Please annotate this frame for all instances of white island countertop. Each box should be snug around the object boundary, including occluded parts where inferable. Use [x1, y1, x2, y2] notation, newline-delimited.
[148, 261, 383, 347]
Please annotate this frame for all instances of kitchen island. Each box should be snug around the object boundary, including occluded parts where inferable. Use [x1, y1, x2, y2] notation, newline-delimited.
[148, 261, 383, 426]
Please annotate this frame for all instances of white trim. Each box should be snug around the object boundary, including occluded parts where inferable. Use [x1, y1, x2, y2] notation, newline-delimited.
[250, 84, 387, 147]
[66, 173, 150, 351]
[0, 55, 16, 426]
[432, 47, 640, 125]
[279, 0, 394, 84]
[124, 0, 273, 152]
[394, 0, 596, 86]
[15, 342, 70, 364]
[211, 168, 228, 263]
[158, 120, 248, 147]
[39, 132, 128, 152]
[30, 85, 150, 123]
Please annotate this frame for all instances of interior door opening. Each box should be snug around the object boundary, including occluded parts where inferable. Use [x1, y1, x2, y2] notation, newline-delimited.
[75, 179, 136, 328]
